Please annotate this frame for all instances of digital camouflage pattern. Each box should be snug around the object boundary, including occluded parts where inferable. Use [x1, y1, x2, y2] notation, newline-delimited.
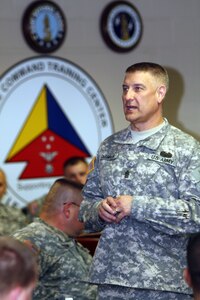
[0, 202, 27, 236]
[79, 120, 200, 297]
[12, 218, 97, 300]
[26, 194, 46, 222]
[98, 284, 193, 300]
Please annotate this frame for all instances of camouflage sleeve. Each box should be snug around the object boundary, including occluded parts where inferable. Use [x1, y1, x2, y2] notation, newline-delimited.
[12, 231, 52, 277]
[132, 145, 200, 235]
[79, 153, 106, 232]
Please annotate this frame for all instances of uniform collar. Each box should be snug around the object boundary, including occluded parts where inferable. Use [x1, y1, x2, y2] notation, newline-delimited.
[113, 119, 170, 151]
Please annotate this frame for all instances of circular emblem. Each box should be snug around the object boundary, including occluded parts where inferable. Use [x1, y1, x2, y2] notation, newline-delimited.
[0, 56, 113, 207]
[100, 1, 142, 52]
[22, 0, 66, 53]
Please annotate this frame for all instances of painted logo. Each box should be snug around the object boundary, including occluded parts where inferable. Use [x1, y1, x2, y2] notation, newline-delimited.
[0, 56, 113, 207]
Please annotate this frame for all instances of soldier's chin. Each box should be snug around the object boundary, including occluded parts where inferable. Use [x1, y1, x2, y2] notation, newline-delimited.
[125, 113, 135, 122]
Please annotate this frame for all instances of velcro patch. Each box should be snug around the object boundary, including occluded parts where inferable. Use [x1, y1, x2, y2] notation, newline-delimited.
[87, 156, 96, 174]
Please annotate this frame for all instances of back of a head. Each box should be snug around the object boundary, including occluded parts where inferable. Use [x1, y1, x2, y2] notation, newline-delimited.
[126, 62, 169, 92]
[0, 236, 37, 297]
[41, 177, 83, 216]
[187, 233, 200, 294]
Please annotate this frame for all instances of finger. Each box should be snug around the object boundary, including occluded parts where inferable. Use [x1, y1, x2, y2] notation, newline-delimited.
[115, 212, 125, 223]
[99, 207, 117, 222]
[106, 196, 117, 208]
[102, 199, 116, 215]
[99, 202, 117, 222]
[99, 212, 117, 223]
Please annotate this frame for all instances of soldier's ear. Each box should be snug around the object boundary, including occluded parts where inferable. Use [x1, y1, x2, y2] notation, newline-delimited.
[63, 203, 71, 219]
[157, 85, 166, 103]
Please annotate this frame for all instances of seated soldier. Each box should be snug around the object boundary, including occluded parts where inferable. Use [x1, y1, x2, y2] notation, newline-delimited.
[0, 169, 27, 236]
[0, 236, 38, 300]
[26, 156, 88, 219]
[12, 178, 97, 300]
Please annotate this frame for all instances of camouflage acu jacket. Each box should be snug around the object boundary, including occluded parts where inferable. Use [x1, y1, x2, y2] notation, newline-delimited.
[0, 202, 27, 236]
[12, 218, 97, 300]
[79, 120, 200, 294]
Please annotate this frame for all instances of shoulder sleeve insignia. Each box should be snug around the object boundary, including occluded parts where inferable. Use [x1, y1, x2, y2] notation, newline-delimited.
[87, 156, 96, 174]
[23, 239, 40, 256]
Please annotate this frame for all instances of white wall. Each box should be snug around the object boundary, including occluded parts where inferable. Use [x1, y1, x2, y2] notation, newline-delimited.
[0, 0, 200, 140]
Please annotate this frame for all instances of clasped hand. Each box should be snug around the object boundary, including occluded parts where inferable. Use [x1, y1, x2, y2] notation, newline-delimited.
[98, 195, 133, 223]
